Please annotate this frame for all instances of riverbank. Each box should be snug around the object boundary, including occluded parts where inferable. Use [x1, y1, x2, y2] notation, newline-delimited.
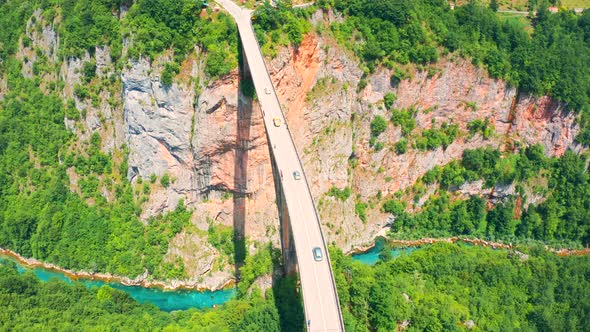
[349, 236, 590, 257]
[0, 248, 235, 292]
[4, 237, 589, 293]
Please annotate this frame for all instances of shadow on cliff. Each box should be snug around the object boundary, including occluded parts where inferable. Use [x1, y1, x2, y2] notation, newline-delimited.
[233, 41, 251, 280]
[235, 38, 305, 330]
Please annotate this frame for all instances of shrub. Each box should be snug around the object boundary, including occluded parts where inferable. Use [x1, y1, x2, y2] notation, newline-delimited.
[390, 67, 410, 87]
[416, 122, 459, 151]
[374, 141, 384, 151]
[357, 79, 367, 91]
[355, 202, 368, 223]
[395, 138, 407, 154]
[160, 174, 170, 188]
[382, 199, 405, 215]
[161, 62, 180, 87]
[327, 186, 352, 201]
[467, 118, 493, 139]
[82, 60, 96, 83]
[370, 115, 388, 137]
[383, 92, 397, 109]
[391, 108, 416, 136]
[73, 84, 89, 99]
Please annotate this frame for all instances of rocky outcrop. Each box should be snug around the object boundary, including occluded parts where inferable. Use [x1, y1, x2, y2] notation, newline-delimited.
[121, 53, 281, 283]
[16, 9, 59, 80]
[265, 29, 581, 252]
[123, 57, 196, 188]
[122, 55, 279, 236]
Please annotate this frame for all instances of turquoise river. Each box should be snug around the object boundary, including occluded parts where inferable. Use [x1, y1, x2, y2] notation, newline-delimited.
[0, 256, 236, 312]
[0, 240, 414, 311]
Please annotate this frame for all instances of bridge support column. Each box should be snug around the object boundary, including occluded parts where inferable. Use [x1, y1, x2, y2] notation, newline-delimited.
[239, 39, 298, 275]
[270, 151, 298, 275]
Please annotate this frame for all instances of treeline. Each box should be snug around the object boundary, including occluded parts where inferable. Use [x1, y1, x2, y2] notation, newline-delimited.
[325, 0, 589, 111]
[126, 0, 238, 77]
[252, 1, 312, 57]
[0, 245, 302, 331]
[383, 145, 590, 246]
[0, 263, 296, 331]
[1, 0, 237, 78]
[332, 242, 590, 331]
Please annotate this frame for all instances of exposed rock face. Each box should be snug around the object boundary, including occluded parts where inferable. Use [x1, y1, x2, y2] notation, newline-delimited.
[265, 31, 581, 252]
[122, 56, 278, 231]
[123, 58, 195, 187]
[11, 8, 584, 283]
[17, 9, 59, 79]
[121, 55, 280, 284]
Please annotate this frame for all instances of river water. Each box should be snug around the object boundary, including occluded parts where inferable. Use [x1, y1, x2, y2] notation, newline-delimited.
[351, 238, 417, 265]
[0, 239, 413, 311]
[0, 256, 235, 312]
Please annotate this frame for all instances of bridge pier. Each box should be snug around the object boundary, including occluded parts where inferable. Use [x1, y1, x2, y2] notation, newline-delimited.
[240, 39, 297, 276]
[222, 3, 345, 327]
[269, 149, 298, 275]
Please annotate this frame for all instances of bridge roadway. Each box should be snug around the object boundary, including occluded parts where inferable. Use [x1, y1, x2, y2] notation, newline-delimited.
[215, 0, 345, 330]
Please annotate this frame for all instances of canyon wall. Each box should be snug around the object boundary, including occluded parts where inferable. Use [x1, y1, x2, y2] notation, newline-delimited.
[266, 30, 580, 251]
[12, 9, 582, 284]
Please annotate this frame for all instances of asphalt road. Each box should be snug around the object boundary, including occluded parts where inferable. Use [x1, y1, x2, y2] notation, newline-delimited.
[214, 1, 345, 330]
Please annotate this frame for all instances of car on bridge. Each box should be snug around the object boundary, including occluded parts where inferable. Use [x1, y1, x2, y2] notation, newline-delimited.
[312, 247, 323, 261]
[293, 170, 301, 180]
[273, 117, 281, 127]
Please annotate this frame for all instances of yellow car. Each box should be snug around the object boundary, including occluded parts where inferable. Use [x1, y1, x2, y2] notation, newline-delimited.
[273, 117, 282, 127]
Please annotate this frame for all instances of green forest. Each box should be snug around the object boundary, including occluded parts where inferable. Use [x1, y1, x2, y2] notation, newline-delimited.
[383, 145, 590, 247]
[1, 0, 590, 330]
[333, 243, 590, 331]
[2, 243, 589, 331]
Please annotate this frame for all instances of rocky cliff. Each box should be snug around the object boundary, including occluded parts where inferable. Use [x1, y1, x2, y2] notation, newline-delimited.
[11, 8, 582, 285]
[265, 25, 581, 251]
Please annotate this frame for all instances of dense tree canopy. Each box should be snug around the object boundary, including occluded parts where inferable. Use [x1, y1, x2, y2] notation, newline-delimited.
[333, 243, 590, 331]
[0, 260, 291, 331]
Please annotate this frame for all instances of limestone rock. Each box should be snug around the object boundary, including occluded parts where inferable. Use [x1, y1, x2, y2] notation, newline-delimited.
[265, 28, 581, 252]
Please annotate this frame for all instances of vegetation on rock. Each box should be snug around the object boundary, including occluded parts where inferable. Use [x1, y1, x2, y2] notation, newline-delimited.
[384, 145, 590, 247]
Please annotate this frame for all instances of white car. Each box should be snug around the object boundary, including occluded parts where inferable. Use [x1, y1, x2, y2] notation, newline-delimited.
[264, 87, 271, 94]
[312, 247, 323, 261]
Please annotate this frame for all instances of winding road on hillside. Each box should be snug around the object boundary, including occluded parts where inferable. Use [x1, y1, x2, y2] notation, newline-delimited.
[214, 0, 345, 330]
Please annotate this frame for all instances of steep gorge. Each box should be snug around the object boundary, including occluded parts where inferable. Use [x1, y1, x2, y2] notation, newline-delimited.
[2, 7, 582, 288]
[265, 27, 580, 251]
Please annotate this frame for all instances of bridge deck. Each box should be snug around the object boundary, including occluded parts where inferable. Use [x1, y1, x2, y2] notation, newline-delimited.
[214, 1, 345, 330]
